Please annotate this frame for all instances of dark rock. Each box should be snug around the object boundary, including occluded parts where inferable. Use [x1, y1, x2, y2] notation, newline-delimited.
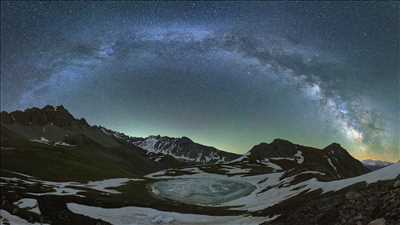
[245, 140, 368, 180]
[345, 191, 362, 200]
[393, 180, 400, 188]
[1, 105, 88, 127]
[368, 218, 386, 225]
[0, 111, 13, 124]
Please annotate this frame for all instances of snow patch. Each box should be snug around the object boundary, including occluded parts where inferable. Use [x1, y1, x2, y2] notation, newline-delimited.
[327, 158, 339, 177]
[54, 141, 76, 147]
[294, 151, 304, 164]
[258, 159, 282, 171]
[84, 178, 144, 194]
[0, 209, 49, 225]
[228, 155, 247, 164]
[296, 171, 326, 176]
[270, 157, 295, 161]
[67, 203, 276, 225]
[362, 160, 392, 167]
[222, 163, 400, 211]
[1, 173, 143, 196]
[14, 198, 41, 215]
[151, 215, 175, 224]
[30, 137, 50, 145]
[220, 166, 252, 175]
[30, 138, 75, 148]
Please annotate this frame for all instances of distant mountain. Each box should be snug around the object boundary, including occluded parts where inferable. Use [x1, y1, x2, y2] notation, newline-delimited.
[362, 159, 393, 171]
[228, 139, 369, 181]
[130, 135, 240, 164]
[0, 105, 239, 180]
[96, 127, 187, 168]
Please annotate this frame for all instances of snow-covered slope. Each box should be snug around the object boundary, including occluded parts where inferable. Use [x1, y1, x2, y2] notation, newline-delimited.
[362, 159, 393, 171]
[230, 139, 369, 180]
[67, 203, 276, 225]
[2, 160, 399, 225]
[0, 210, 50, 225]
[131, 135, 240, 164]
[148, 163, 400, 212]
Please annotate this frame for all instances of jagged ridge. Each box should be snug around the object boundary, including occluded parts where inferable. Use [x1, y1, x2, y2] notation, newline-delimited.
[131, 135, 240, 164]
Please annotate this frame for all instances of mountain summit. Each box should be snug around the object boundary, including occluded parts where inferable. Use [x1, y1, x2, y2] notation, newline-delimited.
[234, 139, 369, 180]
[131, 135, 240, 164]
[0, 105, 161, 180]
[1, 105, 88, 127]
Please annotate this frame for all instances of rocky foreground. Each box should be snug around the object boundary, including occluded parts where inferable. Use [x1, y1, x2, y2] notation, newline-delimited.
[263, 178, 400, 225]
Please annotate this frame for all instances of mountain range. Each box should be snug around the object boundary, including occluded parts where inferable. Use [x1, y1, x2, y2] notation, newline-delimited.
[0, 105, 371, 180]
[1, 105, 399, 225]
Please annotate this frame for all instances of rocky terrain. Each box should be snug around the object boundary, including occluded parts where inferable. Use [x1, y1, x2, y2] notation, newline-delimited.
[97, 127, 239, 165]
[1, 105, 399, 225]
[0, 105, 164, 180]
[130, 135, 240, 164]
[263, 179, 400, 225]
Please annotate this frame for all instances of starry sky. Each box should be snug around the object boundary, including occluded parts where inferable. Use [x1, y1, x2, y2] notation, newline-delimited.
[1, 1, 399, 161]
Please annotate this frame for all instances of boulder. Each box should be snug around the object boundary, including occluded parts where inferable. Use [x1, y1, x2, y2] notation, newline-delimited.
[393, 179, 400, 188]
[368, 218, 386, 225]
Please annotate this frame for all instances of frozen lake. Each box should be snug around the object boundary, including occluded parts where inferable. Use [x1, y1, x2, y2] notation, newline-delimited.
[151, 178, 256, 205]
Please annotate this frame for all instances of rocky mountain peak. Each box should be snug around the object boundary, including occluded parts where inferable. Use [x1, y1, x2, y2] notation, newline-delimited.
[324, 142, 343, 151]
[148, 135, 162, 139]
[0, 105, 88, 127]
[145, 135, 193, 144]
[55, 105, 68, 112]
[249, 139, 298, 158]
[324, 143, 352, 158]
[42, 105, 56, 111]
[180, 136, 193, 143]
[132, 135, 239, 164]
[243, 139, 369, 179]
[271, 138, 293, 145]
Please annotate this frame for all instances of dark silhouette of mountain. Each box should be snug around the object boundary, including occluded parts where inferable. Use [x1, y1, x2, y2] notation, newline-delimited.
[231, 139, 369, 181]
[0, 105, 162, 180]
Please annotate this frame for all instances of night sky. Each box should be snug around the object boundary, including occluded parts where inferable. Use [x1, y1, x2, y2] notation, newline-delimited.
[1, 2, 399, 161]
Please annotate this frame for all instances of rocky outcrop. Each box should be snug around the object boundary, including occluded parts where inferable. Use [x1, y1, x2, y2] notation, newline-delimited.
[244, 139, 369, 180]
[0, 105, 88, 127]
[324, 143, 369, 178]
[368, 218, 386, 225]
[262, 179, 400, 225]
[249, 139, 299, 159]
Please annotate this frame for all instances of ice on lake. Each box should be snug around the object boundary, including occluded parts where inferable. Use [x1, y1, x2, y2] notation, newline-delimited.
[151, 178, 256, 205]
